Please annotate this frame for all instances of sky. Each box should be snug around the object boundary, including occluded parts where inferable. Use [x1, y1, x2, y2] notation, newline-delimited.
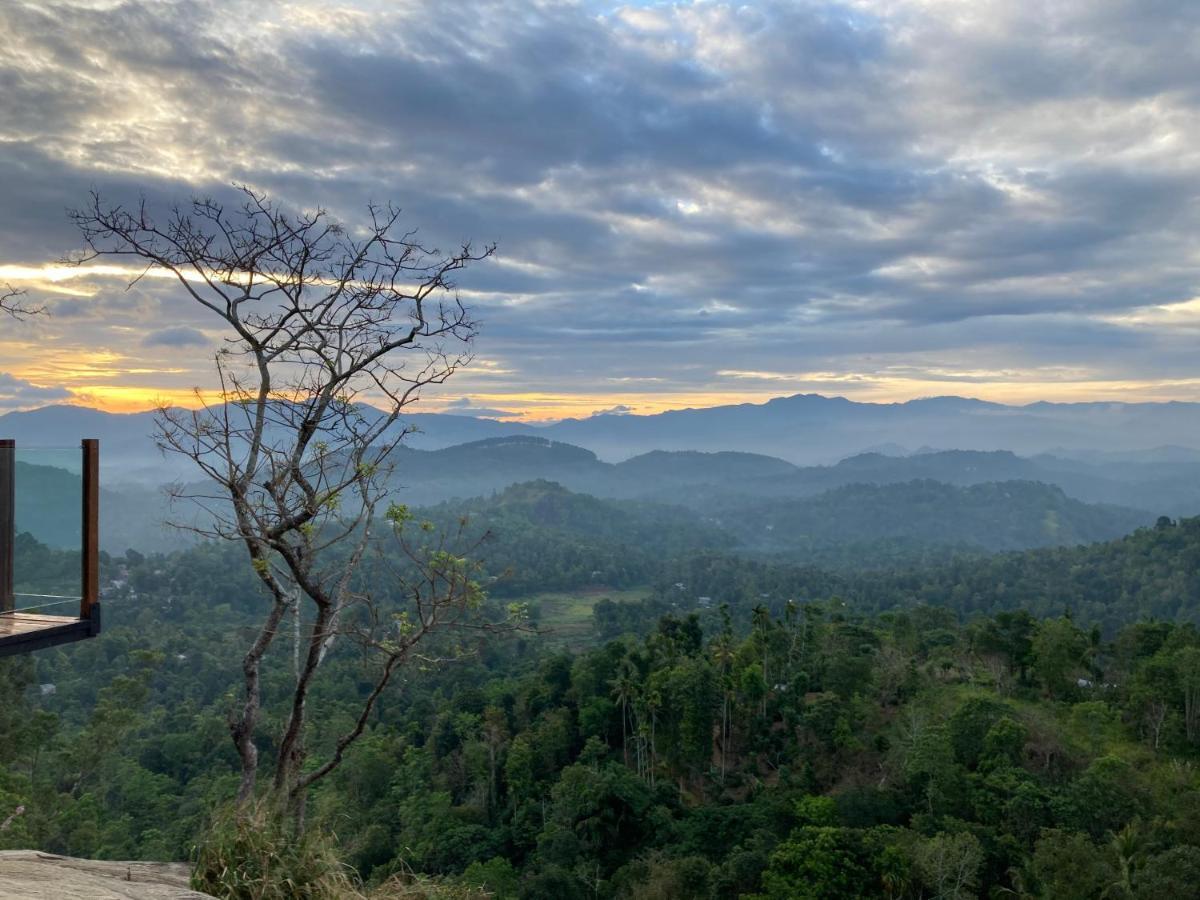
[3, 0, 1200, 420]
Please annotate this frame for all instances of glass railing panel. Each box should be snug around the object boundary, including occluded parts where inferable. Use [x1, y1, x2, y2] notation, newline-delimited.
[9, 446, 83, 615]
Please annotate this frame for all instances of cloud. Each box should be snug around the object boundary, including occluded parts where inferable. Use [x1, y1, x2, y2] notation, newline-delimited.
[591, 405, 634, 417]
[142, 326, 208, 348]
[3, 0, 1200, 413]
[0, 372, 73, 410]
[440, 397, 522, 419]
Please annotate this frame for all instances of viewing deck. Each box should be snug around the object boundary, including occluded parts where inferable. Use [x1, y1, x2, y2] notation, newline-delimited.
[0, 611, 97, 656]
[0, 438, 101, 657]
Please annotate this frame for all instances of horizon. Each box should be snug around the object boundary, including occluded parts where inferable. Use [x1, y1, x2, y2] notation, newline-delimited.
[5, 389, 1200, 428]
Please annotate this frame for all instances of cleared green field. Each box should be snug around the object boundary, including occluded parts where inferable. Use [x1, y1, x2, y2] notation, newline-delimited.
[527, 587, 649, 647]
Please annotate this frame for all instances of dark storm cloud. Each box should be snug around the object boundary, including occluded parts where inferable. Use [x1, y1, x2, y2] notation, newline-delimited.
[3, 0, 1200, 408]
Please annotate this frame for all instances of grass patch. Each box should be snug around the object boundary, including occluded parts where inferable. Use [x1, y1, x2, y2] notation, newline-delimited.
[528, 587, 648, 647]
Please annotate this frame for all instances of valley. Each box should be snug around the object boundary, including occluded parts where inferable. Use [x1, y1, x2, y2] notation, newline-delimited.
[7, 397, 1200, 899]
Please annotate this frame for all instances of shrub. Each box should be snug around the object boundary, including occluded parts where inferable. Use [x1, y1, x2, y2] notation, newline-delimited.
[190, 802, 358, 900]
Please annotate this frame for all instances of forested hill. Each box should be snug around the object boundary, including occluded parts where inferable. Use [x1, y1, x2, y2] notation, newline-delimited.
[16, 485, 1197, 633]
[715, 479, 1152, 556]
[418, 480, 730, 595]
[438, 477, 1150, 572]
[650, 515, 1200, 634]
[325, 440, 1200, 516]
[441, 480, 722, 546]
[6, 484, 1200, 897]
[664, 448, 1200, 517]
[859, 514, 1200, 628]
[403, 477, 1154, 588]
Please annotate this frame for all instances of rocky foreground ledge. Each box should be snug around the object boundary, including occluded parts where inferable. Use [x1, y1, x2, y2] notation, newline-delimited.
[0, 851, 216, 899]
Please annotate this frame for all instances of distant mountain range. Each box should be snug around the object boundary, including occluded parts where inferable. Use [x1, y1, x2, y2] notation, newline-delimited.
[8, 437, 1165, 560]
[535, 394, 1200, 463]
[7, 393, 1200, 478]
[5, 395, 1200, 557]
[375, 439, 1200, 520]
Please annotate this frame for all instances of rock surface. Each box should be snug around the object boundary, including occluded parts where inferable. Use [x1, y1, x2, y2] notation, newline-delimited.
[0, 850, 216, 899]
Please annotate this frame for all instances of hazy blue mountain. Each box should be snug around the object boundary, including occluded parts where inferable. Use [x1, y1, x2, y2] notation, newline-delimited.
[9, 397, 1200, 519]
[651, 448, 1200, 519]
[0, 406, 172, 484]
[386, 436, 611, 504]
[538, 394, 1200, 463]
[1047, 445, 1200, 464]
[379, 439, 807, 505]
[0, 404, 536, 486]
[613, 449, 799, 484]
[11, 395, 1200, 481]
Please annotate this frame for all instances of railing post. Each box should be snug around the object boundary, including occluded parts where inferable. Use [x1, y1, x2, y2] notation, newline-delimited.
[81, 439, 99, 630]
[0, 439, 12, 615]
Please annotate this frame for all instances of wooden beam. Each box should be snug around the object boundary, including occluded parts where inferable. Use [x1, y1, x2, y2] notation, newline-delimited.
[81, 438, 99, 626]
[0, 439, 12, 615]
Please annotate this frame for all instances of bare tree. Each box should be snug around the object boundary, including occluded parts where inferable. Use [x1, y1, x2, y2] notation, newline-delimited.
[1, 284, 42, 319]
[69, 186, 516, 824]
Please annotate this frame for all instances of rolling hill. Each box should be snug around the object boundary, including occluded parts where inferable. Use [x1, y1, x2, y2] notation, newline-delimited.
[710, 479, 1154, 556]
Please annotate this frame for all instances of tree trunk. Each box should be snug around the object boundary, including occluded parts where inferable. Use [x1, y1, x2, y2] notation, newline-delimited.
[275, 601, 335, 802]
[232, 597, 289, 809]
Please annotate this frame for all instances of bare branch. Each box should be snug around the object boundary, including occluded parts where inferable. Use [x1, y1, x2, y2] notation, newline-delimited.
[1, 284, 43, 319]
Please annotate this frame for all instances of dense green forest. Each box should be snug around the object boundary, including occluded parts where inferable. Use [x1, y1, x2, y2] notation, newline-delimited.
[5, 492, 1200, 898]
[626, 516, 1200, 639]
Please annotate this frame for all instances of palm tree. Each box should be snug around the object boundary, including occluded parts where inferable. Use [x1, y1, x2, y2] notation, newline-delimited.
[711, 630, 736, 781]
[610, 663, 638, 768]
[1103, 819, 1146, 899]
[644, 687, 661, 788]
[752, 604, 772, 716]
